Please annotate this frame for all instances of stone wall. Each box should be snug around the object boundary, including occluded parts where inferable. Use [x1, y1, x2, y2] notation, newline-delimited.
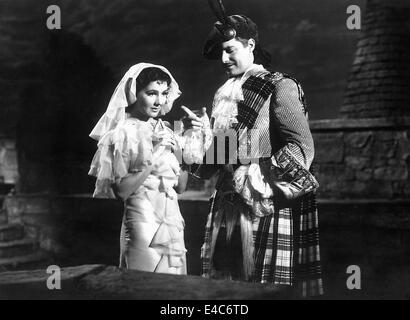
[0, 1, 44, 134]
[311, 118, 410, 199]
[5, 116, 408, 200]
[187, 117, 410, 200]
[5, 116, 410, 200]
[340, 0, 410, 118]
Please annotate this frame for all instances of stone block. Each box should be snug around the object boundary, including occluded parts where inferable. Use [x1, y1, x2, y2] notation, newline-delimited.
[353, 56, 366, 65]
[373, 158, 388, 167]
[345, 156, 370, 170]
[378, 34, 404, 44]
[357, 39, 369, 47]
[344, 132, 373, 156]
[374, 131, 402, 158]
[391, 181, 408, 197]
[346, 81, 362, 90]
[313, 133, 344, 163]
[0, 238, 37, 259]
[378, 141, 398, 159]
[350, 65, 362, 74]
[374, 163, 408, 181]
[345, 132, 373, 148]
[0, 224, 24, 242]
[315, 164, 355, 198]
[0, 211, 7, 225]
[316, 163, 355, 181]
[24, 225, 39, 240]
[343, 95, 360, 103]
[404, 182, 410, 197]
[2, 197, 24, 224]
[356, 168, 373, 181]
[339, 181, 368, 198]
[397, 132, 410, 160]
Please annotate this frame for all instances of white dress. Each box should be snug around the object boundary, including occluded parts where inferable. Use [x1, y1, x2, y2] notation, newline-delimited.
[89, 117, 187, 274]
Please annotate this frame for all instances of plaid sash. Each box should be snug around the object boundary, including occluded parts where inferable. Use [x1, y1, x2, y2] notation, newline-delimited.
[201, 70, 323, 297]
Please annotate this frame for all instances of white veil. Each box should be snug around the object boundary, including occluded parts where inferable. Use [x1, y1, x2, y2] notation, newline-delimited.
[89, 62, 181, 141]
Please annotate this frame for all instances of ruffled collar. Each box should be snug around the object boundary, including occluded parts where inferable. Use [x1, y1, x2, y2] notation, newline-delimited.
[126, 116, 159, 130]
[211, 64, 265, 133]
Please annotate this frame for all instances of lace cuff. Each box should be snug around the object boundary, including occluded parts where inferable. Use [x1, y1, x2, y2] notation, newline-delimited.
[179, 113, 213, 164]
[271, 145, 319, 200]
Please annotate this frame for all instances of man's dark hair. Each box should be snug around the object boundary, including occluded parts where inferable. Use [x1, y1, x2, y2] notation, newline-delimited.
[135, 67, 171, 93]
[235, 36, 271, 68]
[203, 14, 272, 68]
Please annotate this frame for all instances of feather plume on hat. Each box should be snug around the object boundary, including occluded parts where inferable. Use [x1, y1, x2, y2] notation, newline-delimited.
[208, 0, 229, 25]
[204, 0, 271, 67]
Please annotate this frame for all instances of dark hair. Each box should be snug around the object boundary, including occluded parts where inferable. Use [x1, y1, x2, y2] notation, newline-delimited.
[235, 36, 271, 68]
[235, 36, 249, 47]
[135, 67, 171, 93]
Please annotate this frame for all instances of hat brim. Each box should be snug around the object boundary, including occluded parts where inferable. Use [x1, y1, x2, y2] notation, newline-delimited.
[203, 27, 225, 60]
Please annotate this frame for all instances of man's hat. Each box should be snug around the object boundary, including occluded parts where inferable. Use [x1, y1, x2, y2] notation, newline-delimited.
[203, 14, 259, 60]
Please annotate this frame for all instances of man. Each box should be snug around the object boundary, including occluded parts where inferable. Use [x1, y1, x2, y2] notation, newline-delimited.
[183, 13, 323, 298]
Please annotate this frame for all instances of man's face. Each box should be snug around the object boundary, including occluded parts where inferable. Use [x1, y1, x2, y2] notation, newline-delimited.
[221, 38, 255, 77]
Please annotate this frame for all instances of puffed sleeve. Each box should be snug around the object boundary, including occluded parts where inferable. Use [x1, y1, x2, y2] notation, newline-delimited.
[270, 78, 314, 169]
[88, 127, 133, 198]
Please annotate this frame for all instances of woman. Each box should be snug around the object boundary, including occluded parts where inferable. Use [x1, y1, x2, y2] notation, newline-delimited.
[88, 63, 188, 275]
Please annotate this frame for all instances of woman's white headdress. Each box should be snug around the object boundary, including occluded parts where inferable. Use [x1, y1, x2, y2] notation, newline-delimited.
[89, 62, 181, 141]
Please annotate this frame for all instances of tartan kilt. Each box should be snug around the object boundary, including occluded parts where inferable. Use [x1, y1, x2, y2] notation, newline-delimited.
[201, 189, 323, 298]
[201, 68, 323, 297]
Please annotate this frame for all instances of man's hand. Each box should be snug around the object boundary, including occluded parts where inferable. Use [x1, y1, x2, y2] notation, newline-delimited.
[181, 105, 206, 130]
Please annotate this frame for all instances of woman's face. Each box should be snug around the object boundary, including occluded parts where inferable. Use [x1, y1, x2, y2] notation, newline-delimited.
[132, 80, 169, 119]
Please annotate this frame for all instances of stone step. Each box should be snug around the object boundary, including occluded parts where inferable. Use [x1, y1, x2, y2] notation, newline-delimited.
[0, 224, 24, 242]
[0, 214, 7, 225]
[0, 238, 37, 259]
[0, 251, 48, 272]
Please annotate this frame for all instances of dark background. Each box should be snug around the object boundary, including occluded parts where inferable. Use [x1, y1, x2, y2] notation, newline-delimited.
[0, 0, 366, 194]
[0, 0, 365, 129]
[2, 1, 410, 299]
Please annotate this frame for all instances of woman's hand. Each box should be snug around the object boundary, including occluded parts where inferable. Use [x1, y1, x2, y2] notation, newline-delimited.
[151, 130, 179, 170]
[153, 131, 177, 152]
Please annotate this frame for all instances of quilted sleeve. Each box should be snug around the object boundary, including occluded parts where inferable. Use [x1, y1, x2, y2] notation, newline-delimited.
[270, 78, 314, 169]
